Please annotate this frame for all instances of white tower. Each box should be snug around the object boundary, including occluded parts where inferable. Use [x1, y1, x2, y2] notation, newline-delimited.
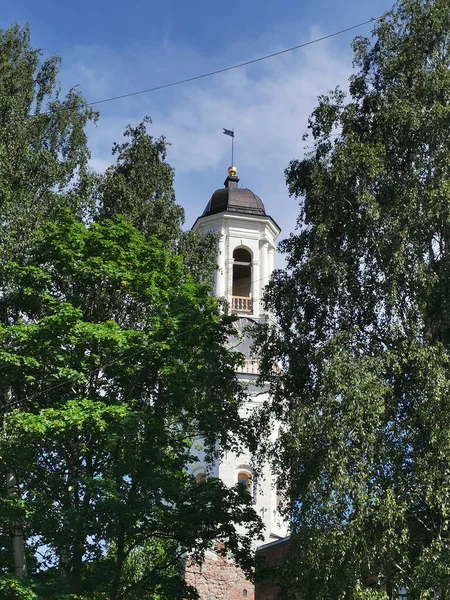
[191, 166, 286, 545]
[193, 166, 280, 320]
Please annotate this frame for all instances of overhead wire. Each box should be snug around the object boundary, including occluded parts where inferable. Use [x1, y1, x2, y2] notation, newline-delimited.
[21, 16, 381, 120]
[85, 17, 379, 107]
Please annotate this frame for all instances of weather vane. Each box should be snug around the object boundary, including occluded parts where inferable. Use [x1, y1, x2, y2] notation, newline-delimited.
[223, 128, 235, 166]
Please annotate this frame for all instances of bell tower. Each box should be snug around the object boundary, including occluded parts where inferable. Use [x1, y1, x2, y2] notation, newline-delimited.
[187, 167, 286, 600]
[192, 166, 280, 320]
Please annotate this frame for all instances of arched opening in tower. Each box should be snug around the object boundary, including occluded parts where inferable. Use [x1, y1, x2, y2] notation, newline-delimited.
[232, 248, 252, 313]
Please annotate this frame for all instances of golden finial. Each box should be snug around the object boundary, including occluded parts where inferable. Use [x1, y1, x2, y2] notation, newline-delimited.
[228, 166, 237, 177]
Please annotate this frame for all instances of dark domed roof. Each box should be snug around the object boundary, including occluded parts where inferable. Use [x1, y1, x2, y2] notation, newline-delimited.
[202, 170, 266, 217]
[203, 187, 266, 217]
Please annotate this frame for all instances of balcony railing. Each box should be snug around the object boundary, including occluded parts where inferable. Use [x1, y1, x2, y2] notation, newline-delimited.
[231, 296, 253, 313]
[235, 359, 259, 374]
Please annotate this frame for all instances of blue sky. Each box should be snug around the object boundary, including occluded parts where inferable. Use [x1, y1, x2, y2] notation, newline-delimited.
[2, 0, 394, 257]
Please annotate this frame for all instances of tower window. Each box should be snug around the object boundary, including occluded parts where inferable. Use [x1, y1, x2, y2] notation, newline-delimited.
[196, 473, 207, 483]
[232, 248, 252, 313]
[237, 471, 251, 493]
[234, 248, 251, 263]
[276, 489, 282, 511]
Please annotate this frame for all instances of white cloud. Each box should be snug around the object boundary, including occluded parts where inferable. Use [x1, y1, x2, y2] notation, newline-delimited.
[63, 24, 355, 262]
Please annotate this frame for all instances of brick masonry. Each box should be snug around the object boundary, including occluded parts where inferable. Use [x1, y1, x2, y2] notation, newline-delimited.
[255, 538, 290, 600]
[185, 554, 254, 600]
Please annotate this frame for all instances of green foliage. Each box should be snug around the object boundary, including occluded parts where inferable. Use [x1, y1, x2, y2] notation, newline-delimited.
[0, 214, 261, 598]
[0, 24, 216, 285]
[179, 229, 218, 286]
[97, 118, 184, 248]
[256, 0, 450, 598]
[349, 586, 388, 600]
[0, 23, 97, 265]
[0, 576, 37, 600]
[0, 21, 248, 599]
[96, 117, 218, 285]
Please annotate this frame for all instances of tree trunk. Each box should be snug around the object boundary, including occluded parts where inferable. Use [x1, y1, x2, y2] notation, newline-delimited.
[69, 535, 84, 596]
[3, 386, 27, 579]
[6, 469, 27, 578]
[110, 526, 125, 600]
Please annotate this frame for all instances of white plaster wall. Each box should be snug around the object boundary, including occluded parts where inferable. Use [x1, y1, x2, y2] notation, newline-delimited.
[188, 376, 288, 547]
[193, 213, 279, 318]
[189, 209, 287, 547]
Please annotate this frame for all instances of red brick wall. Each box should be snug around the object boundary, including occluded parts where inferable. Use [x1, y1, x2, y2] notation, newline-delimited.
[255, 538, 290, 600]
[185, 555, 254, 600]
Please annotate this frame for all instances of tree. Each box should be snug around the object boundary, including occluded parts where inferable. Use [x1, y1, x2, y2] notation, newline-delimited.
[96, 118, 218, 285]
[0, 23, 97, 264]
[0, 22, 256, 598]
[0, 213, 262, 598]
[0, 24, 215, 283]
[0, 22, 98, 583]
[256, 1, 450, 598]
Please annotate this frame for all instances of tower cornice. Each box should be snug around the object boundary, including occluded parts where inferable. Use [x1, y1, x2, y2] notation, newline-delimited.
[192, 210, 281, 238]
